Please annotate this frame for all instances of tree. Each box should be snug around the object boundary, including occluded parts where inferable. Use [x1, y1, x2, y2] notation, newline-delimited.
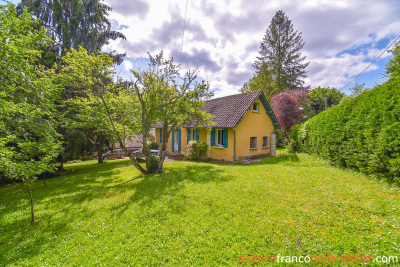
[303, 87, 345, 118]
[241, 63, 278, 101]
[59, 49, 212, 174]
[271, 87, 309, 141]
[57, 47, 136, 164]
[254, 10, 309, 91]
[386, 43, 400, 78]
[19, 0, 126, 166]
[349, 83, 366, 98]
[20, 0, 126, 59]
[128, 52, 212, 173]
[0, 4, 62, 225]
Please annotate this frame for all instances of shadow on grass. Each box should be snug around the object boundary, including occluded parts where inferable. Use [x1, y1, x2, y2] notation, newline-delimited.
[109, 163, 229, 216]
[0, 160, 229, 264]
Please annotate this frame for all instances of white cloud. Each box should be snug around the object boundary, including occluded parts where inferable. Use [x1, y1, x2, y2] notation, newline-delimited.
[104, 0, 400, 97]
[122, 60, 133, 71]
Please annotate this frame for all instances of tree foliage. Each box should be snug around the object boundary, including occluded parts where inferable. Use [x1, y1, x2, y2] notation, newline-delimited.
[0, 4, 62, 224]
[241, 63, 278, 101]
[290, 45, 400, 181]
[253, 10, 309, 91]
[20, 0, 126, 58]
[58, 49, 211, 174]
[271, 87, 309, 140]
[303, 87, 345, 118]
[128, 52, 213, 173]
[58, 47, 137, 163]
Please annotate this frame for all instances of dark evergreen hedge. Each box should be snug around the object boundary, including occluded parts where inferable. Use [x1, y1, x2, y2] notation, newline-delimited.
[291, 78, 400, 181]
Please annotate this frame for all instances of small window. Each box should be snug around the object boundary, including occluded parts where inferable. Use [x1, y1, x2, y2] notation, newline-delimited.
[263, 136, 269, 148]
[216, 129, 224, 146]
[253, 103, 260, 112]
[250, 137, 257, 149]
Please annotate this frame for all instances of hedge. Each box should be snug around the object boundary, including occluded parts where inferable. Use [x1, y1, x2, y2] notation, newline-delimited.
[291, 78, 400, 181]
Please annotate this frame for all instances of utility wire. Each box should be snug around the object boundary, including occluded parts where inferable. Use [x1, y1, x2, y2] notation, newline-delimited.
[339, 35, 400, 91]
[179, 0, 189, 64]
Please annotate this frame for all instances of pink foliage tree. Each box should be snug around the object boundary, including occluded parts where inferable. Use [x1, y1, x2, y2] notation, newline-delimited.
[271, 87, 310, 140]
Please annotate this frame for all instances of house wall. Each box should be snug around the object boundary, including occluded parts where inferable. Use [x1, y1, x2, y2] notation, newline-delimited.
[154, 96, 275, 161]
[155, 128, 173, 151]
[234, 97, 274, 159]
[209, 128, 235, 161]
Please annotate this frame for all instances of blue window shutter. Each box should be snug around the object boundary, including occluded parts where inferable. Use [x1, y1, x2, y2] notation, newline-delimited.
[211, 129, 215, 146]
[171, 129, 174, 152]
[187, 129, 191, 144]
[160, 128, 162, 143]
[223, 129, 228, 148]
[196, 129, 199, 141]
[178, 129, 181, 153]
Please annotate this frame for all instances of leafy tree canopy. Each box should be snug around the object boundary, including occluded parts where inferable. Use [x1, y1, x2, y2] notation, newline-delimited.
[0, 4, 62, 224]
[303, 87, 345, 118]
[271, 87, 309, 140]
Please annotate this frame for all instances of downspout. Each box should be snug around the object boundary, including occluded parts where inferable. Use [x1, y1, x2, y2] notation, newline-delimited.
[233, 128, 236, 163]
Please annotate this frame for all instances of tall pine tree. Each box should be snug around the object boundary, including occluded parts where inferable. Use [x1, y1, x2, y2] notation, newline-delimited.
[20, 0, 126, 61]
[253, 10, 309, 91]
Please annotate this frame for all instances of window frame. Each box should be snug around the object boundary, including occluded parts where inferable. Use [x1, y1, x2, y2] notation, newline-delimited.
[216, 129, 224, 146]
[250, 137, 257, 149]
[252, 102, 260, 112]
[191, 128, 196, 141]
[262, 136, 269, 148]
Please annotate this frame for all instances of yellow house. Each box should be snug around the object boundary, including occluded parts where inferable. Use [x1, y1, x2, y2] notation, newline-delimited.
[154, 90, 280, 162]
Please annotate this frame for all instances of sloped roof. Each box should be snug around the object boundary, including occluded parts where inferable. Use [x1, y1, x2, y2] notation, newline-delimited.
[154, 90, 280, 129]
[203, 90, 262, 127]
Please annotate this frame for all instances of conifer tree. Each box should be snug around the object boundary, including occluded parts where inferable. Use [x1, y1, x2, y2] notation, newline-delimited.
[253, 10, 309, 91]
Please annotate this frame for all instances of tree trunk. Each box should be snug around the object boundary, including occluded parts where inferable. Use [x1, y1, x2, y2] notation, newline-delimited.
[157, 122, 170, 173]
[28, 185, 35, 226]
[99, 94, 147, 174]
[42, 173, 47, 188]
[141, 120, 152, 173]
[57, 154, 65, 171]
[282, 130, 290, 143]
[97, 134, 104, 164]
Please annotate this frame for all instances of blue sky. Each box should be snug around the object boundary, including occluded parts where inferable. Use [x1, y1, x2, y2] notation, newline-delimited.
[103, 0, 399, 97]
[7, 0, 399, 97]
[104, 0, 400, 96]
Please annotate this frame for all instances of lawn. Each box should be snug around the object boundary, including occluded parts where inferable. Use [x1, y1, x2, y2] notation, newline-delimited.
[1, 153, 399, 266]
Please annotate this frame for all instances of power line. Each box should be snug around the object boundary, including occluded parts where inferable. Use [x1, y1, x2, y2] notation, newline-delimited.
[179, 0, 189, 64]
[339, 35, 400, 91]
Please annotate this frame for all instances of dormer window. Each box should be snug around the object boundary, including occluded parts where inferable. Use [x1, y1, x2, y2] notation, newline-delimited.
[253, 103, 260, 112]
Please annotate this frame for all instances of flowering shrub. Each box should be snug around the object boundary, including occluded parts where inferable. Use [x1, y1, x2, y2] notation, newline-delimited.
[185, 141, 208, 160]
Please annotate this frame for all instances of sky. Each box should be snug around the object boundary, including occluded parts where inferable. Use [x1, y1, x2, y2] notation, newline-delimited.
[8, 0, 399, 98]
[101, 0, 400, 98]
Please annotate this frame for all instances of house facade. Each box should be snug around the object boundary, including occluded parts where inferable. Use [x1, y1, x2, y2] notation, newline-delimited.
[154, 90, 280, 162]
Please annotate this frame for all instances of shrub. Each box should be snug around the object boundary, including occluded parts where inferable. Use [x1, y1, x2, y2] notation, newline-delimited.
[291, 78, 400, 182]
[185, 141, 208, 160]
[149, 155, 158, 170]
[276, 131, 288, 148]
[147, 141, 159, 150]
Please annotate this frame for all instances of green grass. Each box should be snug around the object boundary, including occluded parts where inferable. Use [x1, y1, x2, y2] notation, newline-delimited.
[1, 154, 399, 266]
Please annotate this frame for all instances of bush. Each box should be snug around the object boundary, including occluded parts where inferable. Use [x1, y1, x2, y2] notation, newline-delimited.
[149, 155, 158, 170]
[185, 141, 208, 160]
[147, 141, 159, 150]
[291, 78, 400, 182]
[276, 130, 288, 148]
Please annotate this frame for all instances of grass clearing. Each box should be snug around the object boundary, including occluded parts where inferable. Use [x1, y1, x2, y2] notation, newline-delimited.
[1, 153, 399, 266]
